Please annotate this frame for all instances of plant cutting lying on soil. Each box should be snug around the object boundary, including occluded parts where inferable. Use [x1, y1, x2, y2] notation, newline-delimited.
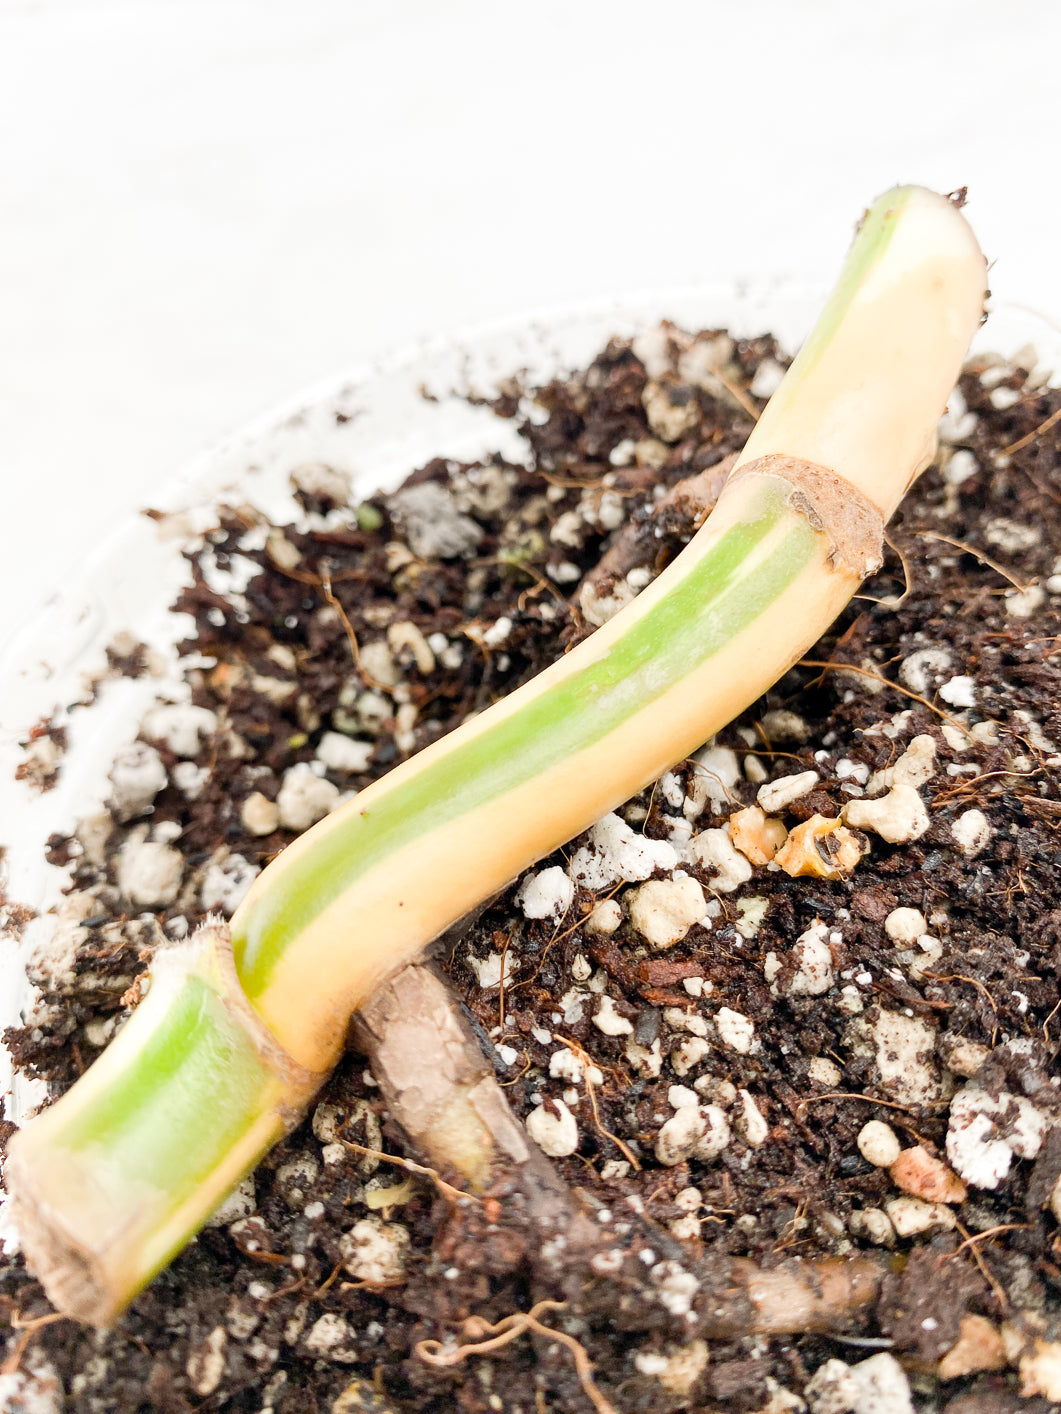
[5, 185, 1061, 1411]
[5, 184, 986, 1325]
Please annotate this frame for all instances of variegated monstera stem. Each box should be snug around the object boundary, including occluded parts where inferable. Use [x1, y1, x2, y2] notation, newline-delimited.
[7, 185, 987, 1325]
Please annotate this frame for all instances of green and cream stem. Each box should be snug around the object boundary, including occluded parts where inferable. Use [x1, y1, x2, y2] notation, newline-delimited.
[7, 185, 987, 1325]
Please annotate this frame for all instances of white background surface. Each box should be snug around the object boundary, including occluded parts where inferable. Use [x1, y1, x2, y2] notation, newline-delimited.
[1, 0, 1058, 642]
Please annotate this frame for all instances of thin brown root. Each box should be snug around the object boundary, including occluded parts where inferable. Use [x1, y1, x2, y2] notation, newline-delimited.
[798, 659, 974, 738]
[1001, 403, 1061, 456]
[914, 529, 1031, 592]
[714, 367, 762, 422]
[415, 1300, 619, 1414]
[947, 1224, 1029, 1260]
[1, 1311, 67, 1376]
[796, 1092, 917, 1118]
[511, 881, 624, 994]
[339, 1139, 478, 1207]
[553, 1034, 642, 1172]
[923, 974, 1000, 1046]
[855, 529, 912, 607]
[319, 566, 390, 691]
[954, 1219, 1010, 1311]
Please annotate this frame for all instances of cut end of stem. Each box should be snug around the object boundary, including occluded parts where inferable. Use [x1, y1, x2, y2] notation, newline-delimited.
[5, 923, 323, 1326]
[736, 184, 988, 519]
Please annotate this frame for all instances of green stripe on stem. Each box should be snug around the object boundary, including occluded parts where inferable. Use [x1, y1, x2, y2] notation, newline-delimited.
[770, 185, 908, 398]
[231, 478, 819, 998]
[55, 974, 278, 1196]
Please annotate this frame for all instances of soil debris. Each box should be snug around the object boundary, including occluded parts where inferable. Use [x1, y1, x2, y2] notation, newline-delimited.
[6, 325, 1061, 1409]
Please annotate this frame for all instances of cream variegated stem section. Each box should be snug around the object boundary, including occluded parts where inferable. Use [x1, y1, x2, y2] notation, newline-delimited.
[737, 186, 987, 518]
[4, 184, 988, 1326]
[249, 471, 865, 1069]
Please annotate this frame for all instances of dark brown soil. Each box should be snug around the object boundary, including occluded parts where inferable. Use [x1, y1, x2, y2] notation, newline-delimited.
[5, 323, 1061, 1411]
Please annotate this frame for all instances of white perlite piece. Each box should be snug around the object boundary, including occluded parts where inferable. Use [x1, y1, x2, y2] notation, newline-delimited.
[570, 812, 678, 890]
[738, 1090, 769, 1147]
[873, 1011, 940, 1107]
[26, 895, 94, 988]
[626, 1037, 662, 1078]
[109, 742, 168, 821]
[951, 808, 992, 856]
[715, 1007, 755, 1054]
[339, 1217, 409, 1283]
[583, 898, 622, 935]
[304, 1312, 356, 1360]
[939, 674, 977, 708]
[759, 709, 810, 744]
[867, 734, 936, 795]
[315, 732, 374, 774]
[946, 1083, 1050, 1189]
[899, 648, 951, 696]
[290, 461, 352, 503]
[482, 615, 514, 647]
[240, 791, 280, 836]
[687, 828, 753, 893]
[650, 1261, 701, 1319]
[200, 853, 260, 915]
[526, 1100, 579, 1157]
[639, 1338, 710, 1397]
[467, 950, 517, 989]
[550, 1048, 594, 1084]
[1020, 1338, 1061, 1402]
[580, 577, 636, 628]
[749, 357, 786, 399]
[671, 1035, 710, 1077]
[943, 448, 979, 487]
[358, 640, 400, 689]
[274, 1154, 319, 1205]
[1007, 583, 1046, 618]
[388, 481, 483, 559]
[884, 907, 926, 945]
[655, 1104, 731, 1166]
[642, 380, 700, 442]
[172, 761, 208, 799]
[117, 837, 183, 908]
[941, 1038, 991, 1078]
[849, 1352, 915, 1414]
[668, 1084, 699, 1109]
[628, 874, 707, 949]
[276, 764, 341, 832]
[809, 1056, 842, 1087]
[593, 995, 633, 1036]
[517, 866, 574, 921]
[142, 703, 218, 759]
[0, 1368, 62, 1414]
[805, 1357, 860, 1414]
[857, 1121, 901, 1168]
[204, 1177, 257, 1229]
[630, 327, 673, 378]
[186, 1325, 228, 1396]
[843, 784, 929, 844]
[775, 920, 834, 997]
[885, 1197, 956, 1236]
[757, 769, 819, 813]
[693, 743, 742, 809]
[938, 387, 978, 444]
[735, 896, 769, 939]
[848, 1208, 895, 1249]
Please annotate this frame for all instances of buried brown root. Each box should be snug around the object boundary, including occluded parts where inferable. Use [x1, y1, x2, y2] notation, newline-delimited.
[352, 959, 887, 1351]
